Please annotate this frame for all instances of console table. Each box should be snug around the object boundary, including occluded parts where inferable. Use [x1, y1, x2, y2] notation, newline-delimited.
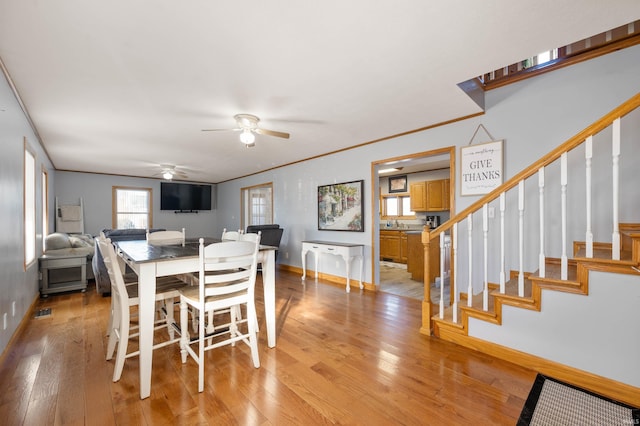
[301, 240, 364, 292]
[39, 254, 88, 297]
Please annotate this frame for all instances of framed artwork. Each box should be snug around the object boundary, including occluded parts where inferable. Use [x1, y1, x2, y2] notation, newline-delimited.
[388, 175, 408, 193]
[318, 180, 364, 231]
[460, 140, 504, 196]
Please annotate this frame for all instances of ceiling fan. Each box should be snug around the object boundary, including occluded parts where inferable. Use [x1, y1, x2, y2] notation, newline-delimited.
[202, 114, 290, 147]
[154, 164, 188, 180]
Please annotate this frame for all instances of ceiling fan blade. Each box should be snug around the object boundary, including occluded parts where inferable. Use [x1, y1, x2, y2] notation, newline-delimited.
[255, 128, 290, 139]
[201, 128, 241, 132]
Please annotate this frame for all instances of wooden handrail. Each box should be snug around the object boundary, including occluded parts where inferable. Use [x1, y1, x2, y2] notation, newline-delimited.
[421, 93, 640, 334]
[430, 92, 640, 240]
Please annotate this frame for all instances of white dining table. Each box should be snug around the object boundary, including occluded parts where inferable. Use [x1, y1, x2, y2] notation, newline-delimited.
[115, 238, 277, 399]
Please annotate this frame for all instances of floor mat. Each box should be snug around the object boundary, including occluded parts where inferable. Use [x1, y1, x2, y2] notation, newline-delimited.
[517, 374, 639, 426]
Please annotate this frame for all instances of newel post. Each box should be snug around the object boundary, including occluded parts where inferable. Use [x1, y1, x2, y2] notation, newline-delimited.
[420, 226, 434, 335]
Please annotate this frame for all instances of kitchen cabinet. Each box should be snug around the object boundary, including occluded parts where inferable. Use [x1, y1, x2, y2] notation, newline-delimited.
[409, 179, 450, 212]
[406, 231, 441, 284]
[380, 230, 408, 264]
[400, 232, 408, 263]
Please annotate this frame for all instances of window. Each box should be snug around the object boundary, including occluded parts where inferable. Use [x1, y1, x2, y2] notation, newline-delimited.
[42, 168, 49, 251]
[113, 186, 152, 229]
[534, 48, 558, 66]
[381, 194, 414, 219]
[24, 140, 36, 267]
[241, 183, 273, 229]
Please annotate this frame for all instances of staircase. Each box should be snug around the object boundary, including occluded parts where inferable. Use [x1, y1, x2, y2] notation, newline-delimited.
[422, 93, 640, 407]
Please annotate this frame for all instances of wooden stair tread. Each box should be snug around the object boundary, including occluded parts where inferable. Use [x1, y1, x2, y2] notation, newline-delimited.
[529, 262, 579, 282]
[433, 231, 640, 333]
[574, 246, 634, 263]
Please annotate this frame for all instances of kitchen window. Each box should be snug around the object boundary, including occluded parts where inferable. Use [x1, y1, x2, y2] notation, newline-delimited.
[381, 194, 414, 219]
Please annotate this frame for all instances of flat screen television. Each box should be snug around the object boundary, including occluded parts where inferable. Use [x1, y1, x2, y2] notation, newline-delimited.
[160, 182, 212, 211]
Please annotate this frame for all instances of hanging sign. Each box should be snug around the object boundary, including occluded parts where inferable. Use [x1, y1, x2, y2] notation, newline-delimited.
[460, 140, 503, 196]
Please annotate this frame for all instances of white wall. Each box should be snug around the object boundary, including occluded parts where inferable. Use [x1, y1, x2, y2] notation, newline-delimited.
[0, 71, 54, 352]
[469, 270, 640, 388]
[216, 44, 640, 286]
[54, 171, 218, 238]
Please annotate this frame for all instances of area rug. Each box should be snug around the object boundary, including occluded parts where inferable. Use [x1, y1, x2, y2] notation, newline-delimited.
[517, 374, 639, 426]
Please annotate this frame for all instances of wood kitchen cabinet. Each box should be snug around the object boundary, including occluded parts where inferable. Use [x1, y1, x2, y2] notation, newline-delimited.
[409, 179, 450, 212]
[406, 231, 441, 284]
[406, 232, 423, 280]
[400, 231, 408, 263]
[380, 230, 408, 263]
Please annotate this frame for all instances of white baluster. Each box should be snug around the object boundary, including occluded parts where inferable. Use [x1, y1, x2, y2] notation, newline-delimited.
[561, 153, 568, 280]
[612, 118, 621, 260]
[538, 167, 545, 278]
[439, 232, 445, 319]
[483, 204, 489, 311]
[499, 193, 506, 294]
[585, 136, 593, 258]
[453, 223, 458, 323]
[467, 213, 473, 307]
[518, 180, 525, 297]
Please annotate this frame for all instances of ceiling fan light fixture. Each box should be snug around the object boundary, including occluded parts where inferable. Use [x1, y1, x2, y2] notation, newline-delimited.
[162, 171, 174, 180]
[239, 129, 255, 145]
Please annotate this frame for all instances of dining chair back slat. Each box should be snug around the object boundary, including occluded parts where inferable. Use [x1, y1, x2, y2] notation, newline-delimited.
[178, 236, 261, 392]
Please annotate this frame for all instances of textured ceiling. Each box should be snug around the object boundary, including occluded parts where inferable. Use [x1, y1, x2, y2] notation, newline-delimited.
[1, 1, 639, 183]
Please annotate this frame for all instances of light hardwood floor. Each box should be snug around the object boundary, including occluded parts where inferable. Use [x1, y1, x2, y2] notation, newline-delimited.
[0, 269, 536, 425]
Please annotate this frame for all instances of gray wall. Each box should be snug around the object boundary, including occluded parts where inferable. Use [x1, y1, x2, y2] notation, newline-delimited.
[0, 71, 54, 352]
[54, 171, 218, 238]
[216, 44, 640, 285]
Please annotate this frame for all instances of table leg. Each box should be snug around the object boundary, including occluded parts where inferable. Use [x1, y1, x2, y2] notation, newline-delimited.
[137, 262, 157, 400]
[301, 248, 308, 280]
[345, 255, 352, 293]
[358, 254, 364, 289]
[261, 249, 276, 348]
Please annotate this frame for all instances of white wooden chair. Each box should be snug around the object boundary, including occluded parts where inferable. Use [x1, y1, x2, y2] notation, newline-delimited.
[239, 231, 261, 244]
[97, 235, 187, 382]
[146, 228, 188, 327]
[147, 228, 185, 245]
[179, 237, 261, 392]
[204, 231, 263, 336]
[221, 228, 243, 241]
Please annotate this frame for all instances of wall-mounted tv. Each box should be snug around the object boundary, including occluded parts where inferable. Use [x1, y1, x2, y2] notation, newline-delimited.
[160, 182, 212, 211]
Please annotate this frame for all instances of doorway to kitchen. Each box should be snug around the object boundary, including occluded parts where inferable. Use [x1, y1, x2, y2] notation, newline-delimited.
[371, 147, 455, 301]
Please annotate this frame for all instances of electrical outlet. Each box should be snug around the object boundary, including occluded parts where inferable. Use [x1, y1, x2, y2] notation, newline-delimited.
[336, 260, 340, 268]
[488, 207, 495, 218]
[11, 301, 15, 317]
[284, 252, 289, 259]
[3, 313, 6, 330]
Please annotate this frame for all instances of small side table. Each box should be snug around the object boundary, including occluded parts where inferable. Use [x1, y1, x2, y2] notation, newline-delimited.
[301, 240, 364, 293]
[39, 254, 88, 297]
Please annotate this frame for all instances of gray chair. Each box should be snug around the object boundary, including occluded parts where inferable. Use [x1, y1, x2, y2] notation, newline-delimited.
[92, 228, 165, 295]
[246, 224, 283, 259]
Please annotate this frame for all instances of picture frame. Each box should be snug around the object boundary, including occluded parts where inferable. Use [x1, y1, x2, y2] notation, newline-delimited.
[318, 180, 364, 232]
[388, 175, 408, 193]
[460, 140, 504, 196]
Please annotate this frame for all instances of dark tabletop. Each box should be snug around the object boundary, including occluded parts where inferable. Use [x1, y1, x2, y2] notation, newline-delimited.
[115, 237, 275, 264]
[114, 238, 218, 264]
